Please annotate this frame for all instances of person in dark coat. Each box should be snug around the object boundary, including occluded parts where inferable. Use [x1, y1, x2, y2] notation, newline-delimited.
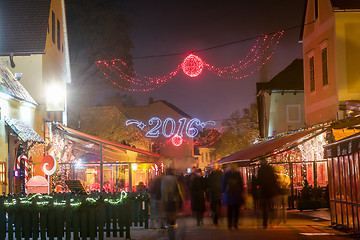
[190, 168, 207, 226]
[221, 163, 244, 230]
[257, 160, 280, 229]
[161, 168, 180, 227]
[207, 163, 223, 225]
[149, 176, 164, 229]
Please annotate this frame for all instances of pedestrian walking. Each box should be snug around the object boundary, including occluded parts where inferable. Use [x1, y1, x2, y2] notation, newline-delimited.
[257, 160, 280, 229]
[207, 163, 223, 225]
[190, 168, 207, 226]
[221, 163, 244, 230]
[161, 168, 181, 227]
[149, 175, 164, 229]
[274, 166, 290, 223]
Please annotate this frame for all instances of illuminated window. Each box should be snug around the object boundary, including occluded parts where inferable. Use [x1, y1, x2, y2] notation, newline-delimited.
[321, 48, 328, 86]
[0, 162, 5, 184]
[309, 56, 315, 92]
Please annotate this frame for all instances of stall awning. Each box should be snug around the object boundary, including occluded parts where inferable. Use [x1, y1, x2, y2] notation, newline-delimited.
[218, 125, 328, 165]
[324, 132, 360, 158]
[57, 124, 170, 163]
[5, 116, 44, 143]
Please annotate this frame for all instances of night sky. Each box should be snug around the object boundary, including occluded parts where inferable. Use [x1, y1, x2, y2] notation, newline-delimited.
[111, 0, 305, 128]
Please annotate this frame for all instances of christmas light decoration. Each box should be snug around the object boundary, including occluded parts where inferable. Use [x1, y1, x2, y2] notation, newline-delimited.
[194, 128, 224, 147]
[126, 117, 215, 140]
[3, 191, 128, 208]
[96, 31, 284, 91]
[16, 155, 29, 185]
[298, 133, 327, 162]
[42, 154, 57, 175]
[171, 134, 183, 147]
[182, 54, 204, 77]
[151, 127, 224, 148]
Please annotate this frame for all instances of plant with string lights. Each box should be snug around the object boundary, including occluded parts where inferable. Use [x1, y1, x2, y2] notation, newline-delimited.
[2, 191, 130, 211]
[96, 31, 284, 92]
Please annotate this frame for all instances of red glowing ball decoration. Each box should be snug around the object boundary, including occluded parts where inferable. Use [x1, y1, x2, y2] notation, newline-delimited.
[171, 134, 183, 147]
[182, 54, 204, 77]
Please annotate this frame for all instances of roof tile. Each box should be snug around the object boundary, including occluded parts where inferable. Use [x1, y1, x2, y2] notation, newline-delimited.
[0, 0, 51, 54]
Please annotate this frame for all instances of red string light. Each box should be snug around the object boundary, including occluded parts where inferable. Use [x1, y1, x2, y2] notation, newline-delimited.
[195, 129, 224, 147]
[96, 31, 284, 92]
[149, 127, 224, 148]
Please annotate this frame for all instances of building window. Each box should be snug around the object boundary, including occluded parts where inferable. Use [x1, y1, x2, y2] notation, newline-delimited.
[314, 0, 318, 20]
[0, 162, 5, 184]
[309, 56, 315, 92]
[322, 47, 328, 86]
[57, 19, 61, 51]
[287, 104, 301, 123]
[52, 11, 55, 44]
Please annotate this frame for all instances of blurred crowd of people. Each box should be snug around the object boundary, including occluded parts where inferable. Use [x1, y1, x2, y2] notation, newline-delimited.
[146, 160, 290, 230]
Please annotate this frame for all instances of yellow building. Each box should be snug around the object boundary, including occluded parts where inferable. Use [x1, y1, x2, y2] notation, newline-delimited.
[257, 59, 305, 138]
[0, 0, 71, 193]
[301, 0, 360, 125]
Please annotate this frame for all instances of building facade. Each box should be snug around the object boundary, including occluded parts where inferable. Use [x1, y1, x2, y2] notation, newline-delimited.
[257, 59, 305, 138]
[0, 0, 71, 194]
[302, 0, 360, 125]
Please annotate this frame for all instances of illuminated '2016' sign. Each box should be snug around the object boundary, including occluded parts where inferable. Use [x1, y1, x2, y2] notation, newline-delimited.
[126, 117, 215, 138]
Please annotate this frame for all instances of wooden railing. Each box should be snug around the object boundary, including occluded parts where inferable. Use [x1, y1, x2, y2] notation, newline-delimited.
[0, 192, 149, 240]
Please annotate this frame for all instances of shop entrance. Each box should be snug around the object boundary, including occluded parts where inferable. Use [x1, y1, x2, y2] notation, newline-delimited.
[57, 162, 155, 193]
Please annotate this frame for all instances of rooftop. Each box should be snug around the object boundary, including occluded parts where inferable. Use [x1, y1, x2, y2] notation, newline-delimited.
[0, 0, 50, 55]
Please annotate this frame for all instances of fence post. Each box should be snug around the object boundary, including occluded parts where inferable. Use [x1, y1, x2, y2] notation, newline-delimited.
[65, 197, 72, 240]
[7, 203, 14, 240]
[126, 198, 131, 240]
[80, 197, 87, 240]
[105, 202, 111, 237]
[39, 208, 47, 239]
[119, 201, 124, 238]
[112, 204, 117, 238]
[48, 197, 55, 240]
[14, 198, 21, 240]
[73, 204, 80, 240]
[0, 197, 5, 240]
[144, 199, 149, 229]
[89, 203, 96, 240]
[31, 197, 39, 239]
[98, 196, 104, 240]
[23, 201, 31, 239]
[55, 196, 64, 239]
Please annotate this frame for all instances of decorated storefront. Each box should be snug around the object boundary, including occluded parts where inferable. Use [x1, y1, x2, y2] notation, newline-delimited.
[5, 117, 45, 194]
[218, 124, 331, 208]
[0, 62, 46, 195]
[44, 122, 171, 193]
[324, 132, 360, 233]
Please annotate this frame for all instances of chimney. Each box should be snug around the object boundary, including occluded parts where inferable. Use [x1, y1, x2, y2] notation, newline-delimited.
[149, 97, 154, 104]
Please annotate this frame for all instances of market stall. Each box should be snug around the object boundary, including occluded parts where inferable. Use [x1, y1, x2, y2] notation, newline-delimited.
[218, 124, 330, 208]
[324, 132, 360, 233]
[44, 123, 171, 193]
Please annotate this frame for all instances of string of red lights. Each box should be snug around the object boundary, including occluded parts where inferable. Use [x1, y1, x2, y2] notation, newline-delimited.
[96, 31, 284, 92]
